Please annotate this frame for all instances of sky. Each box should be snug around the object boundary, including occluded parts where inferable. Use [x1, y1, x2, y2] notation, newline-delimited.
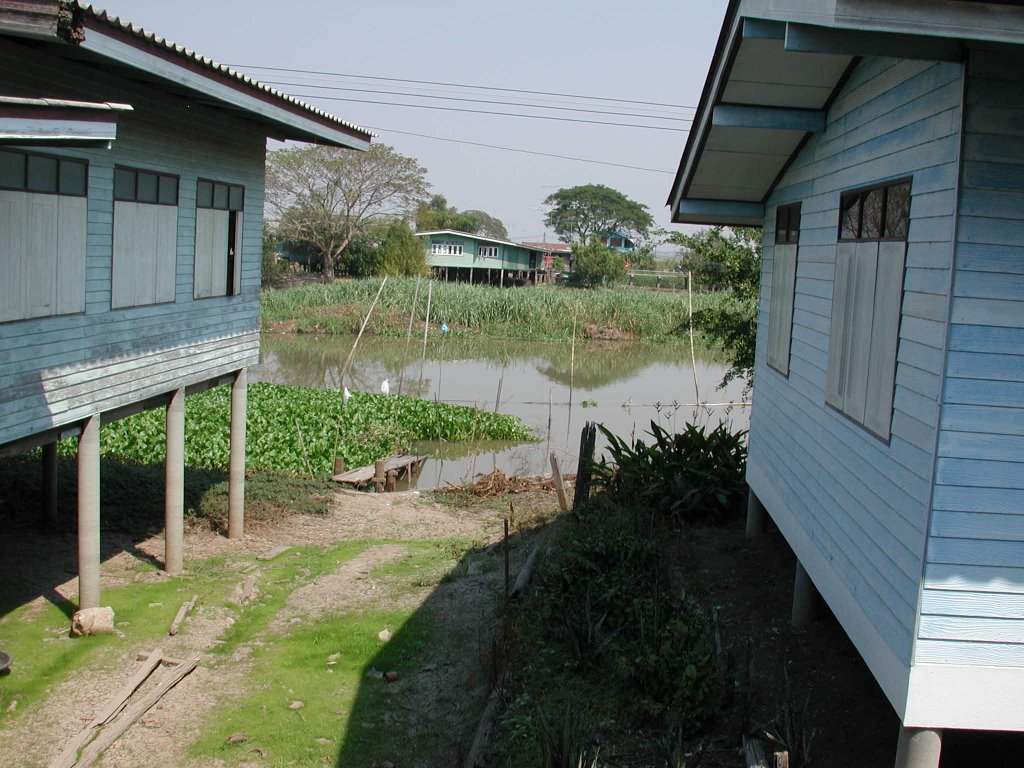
[97, 0, 730, 244]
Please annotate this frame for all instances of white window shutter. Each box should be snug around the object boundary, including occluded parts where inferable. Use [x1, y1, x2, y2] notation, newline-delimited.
[768, 243, 797, 375]
[826, 243, 855, 408]
[863, 241, 906, 439]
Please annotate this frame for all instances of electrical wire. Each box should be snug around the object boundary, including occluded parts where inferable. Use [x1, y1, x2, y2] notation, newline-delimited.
[231, 63, 698, 110]
[288, 92, 688, 131]
[364, 126, 676, 174]
[261, 79, 692, 123]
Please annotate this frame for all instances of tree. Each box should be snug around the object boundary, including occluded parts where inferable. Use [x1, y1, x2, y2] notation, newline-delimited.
[572, 238, 628, 288]
[346, 219, 428, 277]
[266, 143, 429, 280]
[414, 194, 508, 239]
[668, 227, 762, 390]
[543, 184, 653, 244]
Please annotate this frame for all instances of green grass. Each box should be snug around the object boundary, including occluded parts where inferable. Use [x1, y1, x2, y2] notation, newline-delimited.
[262, 277, 728, 342]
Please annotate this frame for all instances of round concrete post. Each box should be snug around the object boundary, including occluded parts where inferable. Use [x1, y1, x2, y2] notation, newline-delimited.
[894, 727, 942, 768]
[42, 441, 59, 529]
[745, 489, 767, 539]
[164, 388, 185, 574]
[791, 561, 819, 627]
[77, 414, 101, 610]
[228, 369, 247, 539]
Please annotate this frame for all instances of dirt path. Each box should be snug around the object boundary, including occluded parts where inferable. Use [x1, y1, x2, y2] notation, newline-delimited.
[0, 487, 536, 768]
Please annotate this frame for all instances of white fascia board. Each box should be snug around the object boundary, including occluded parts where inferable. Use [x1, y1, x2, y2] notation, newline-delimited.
[669, 12, 744, 215]
[905, 665, 1024, 729]
[0, 117, 117, 141]
[78, 30, 370, 151]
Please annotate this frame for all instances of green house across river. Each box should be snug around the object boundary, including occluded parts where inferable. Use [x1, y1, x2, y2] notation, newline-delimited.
[416, 230, 543, 286]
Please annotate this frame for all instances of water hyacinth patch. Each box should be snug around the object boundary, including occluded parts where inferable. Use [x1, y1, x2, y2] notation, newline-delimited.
[60, 383, 534, 476]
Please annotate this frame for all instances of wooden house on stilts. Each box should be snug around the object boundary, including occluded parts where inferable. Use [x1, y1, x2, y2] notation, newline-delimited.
[669, 2, 1024, 765]
[0, 1, 370, 612]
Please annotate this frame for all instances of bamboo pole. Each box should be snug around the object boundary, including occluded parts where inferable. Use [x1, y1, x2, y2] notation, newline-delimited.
[396, 276, 421, 397]
[339, 276, 388, 389]
[418, 280, 433, 391]
[688, 270, 700, 405]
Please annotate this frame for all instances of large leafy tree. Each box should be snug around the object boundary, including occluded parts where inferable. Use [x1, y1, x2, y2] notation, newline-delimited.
[543, 184, 653, 244]
[414, 194, 509, 239]
[572, 238, 628, 288]
[668, 227, 762, 390]
[266, 143, 429, 280]
[347, 219, 428, 277]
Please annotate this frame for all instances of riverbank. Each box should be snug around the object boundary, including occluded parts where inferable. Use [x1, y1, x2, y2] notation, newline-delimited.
[261, 277, 727, 342]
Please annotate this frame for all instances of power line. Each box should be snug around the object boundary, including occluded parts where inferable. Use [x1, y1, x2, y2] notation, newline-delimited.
[232, 63, 698, 111]
[365, 125, 676, 174]
[261, 79, 692, 123]
[258, 73, 689, 117]
[289, 92, 688, 132]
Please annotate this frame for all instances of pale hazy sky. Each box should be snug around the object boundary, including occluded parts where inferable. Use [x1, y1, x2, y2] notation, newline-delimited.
[97, 0, 729, 243]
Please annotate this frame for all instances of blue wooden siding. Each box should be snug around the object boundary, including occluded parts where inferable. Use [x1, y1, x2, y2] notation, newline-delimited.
[918, 47, 1024, 667]
[0, 38, 264, 446]
[750, 56, 963, 678]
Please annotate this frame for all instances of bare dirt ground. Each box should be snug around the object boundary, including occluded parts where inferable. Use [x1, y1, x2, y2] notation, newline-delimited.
[0, 484, 554, 768]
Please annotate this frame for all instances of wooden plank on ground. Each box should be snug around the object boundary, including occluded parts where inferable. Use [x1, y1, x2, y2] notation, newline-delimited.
[72, 655, 200, 768]
[168, 594, 197, 636]
[50, 649, 164, 768]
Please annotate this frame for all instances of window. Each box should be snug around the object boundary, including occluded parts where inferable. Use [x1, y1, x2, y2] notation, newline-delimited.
[195, 179, 244, 298]
[430, 241, 463, 256]
[768, 202, 800, 375]
[0, 149, 87, 322]
[479, 245, 499, 258]
[826, 179, 911, 440]
[112, 166, 179, 308]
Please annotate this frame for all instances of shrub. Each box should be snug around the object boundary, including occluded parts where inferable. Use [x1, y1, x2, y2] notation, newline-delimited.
[592, 420, 747, 526]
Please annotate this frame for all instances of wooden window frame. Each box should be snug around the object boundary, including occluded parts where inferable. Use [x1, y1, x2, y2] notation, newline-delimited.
[194, 178, 244, 299]
[431, 242, 463, 256]
[0, 148, 87, 197]
[479, 245, 499, 258]
[768, 202, 801, 376]
[113, 165, 179, 206]
[196, 179, 244, 211]
[826, 179, 912, 442]
[837, 178, 912, 243]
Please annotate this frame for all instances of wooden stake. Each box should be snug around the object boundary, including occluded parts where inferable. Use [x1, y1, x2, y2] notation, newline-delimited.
[688, 270, 700, 405]
[418, 280, 433, 391]
[168, 594, 198, 636]
[503, 517, 510, 598]
[549, 452, 568, 513]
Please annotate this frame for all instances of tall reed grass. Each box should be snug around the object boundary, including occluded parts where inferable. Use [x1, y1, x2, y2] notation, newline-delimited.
[262, 277, 726, 341]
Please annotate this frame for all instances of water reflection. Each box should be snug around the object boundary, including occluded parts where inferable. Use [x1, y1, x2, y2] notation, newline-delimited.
[253, 333, 749, 488]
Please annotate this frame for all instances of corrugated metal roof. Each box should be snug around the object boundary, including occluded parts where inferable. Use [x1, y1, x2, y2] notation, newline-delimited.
[416, 230, 543, 250]
[76, 3, 374, 140]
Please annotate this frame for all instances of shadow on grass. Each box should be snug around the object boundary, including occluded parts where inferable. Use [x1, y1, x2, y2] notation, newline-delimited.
[0, 452, 333, 620]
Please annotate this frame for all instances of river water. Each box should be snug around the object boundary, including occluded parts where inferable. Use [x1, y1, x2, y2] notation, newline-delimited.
[251, 333, 749, 488]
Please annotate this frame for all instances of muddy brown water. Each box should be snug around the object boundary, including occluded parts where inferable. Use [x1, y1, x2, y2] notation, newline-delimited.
[252, 333, 749, 488]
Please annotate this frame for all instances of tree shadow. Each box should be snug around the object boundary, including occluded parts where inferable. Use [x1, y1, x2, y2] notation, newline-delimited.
[332, 522, 542, 767]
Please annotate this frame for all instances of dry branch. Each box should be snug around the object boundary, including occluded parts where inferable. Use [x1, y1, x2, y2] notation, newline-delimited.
[168, 594, 198, 636]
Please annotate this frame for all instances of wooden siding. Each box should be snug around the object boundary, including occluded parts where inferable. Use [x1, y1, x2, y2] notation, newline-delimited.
[0, 36, 265, 446]
[918, 46, 1024, 667]
[751, 56, 963, 690]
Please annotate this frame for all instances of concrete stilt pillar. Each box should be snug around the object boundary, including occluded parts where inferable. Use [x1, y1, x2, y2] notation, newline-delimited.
[42, 441, 59, 529]
[77, 414, 101, 610]
[164, 388, 185, 574]
[894, 727, 942, 768]
[791, 561, 819, 627]
[228, 369, 247, 539]
[745, 489, 766, 539]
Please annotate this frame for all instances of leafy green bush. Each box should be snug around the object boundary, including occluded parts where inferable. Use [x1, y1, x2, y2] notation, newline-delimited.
[59, 383, 534, 476]
[592, 420, 747, 526]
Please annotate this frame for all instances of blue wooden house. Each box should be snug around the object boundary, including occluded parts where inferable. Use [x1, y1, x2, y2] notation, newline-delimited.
[0, 2, 370, 610]
[668, 2, 1024, 765]
[416, 230, 542, 285]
